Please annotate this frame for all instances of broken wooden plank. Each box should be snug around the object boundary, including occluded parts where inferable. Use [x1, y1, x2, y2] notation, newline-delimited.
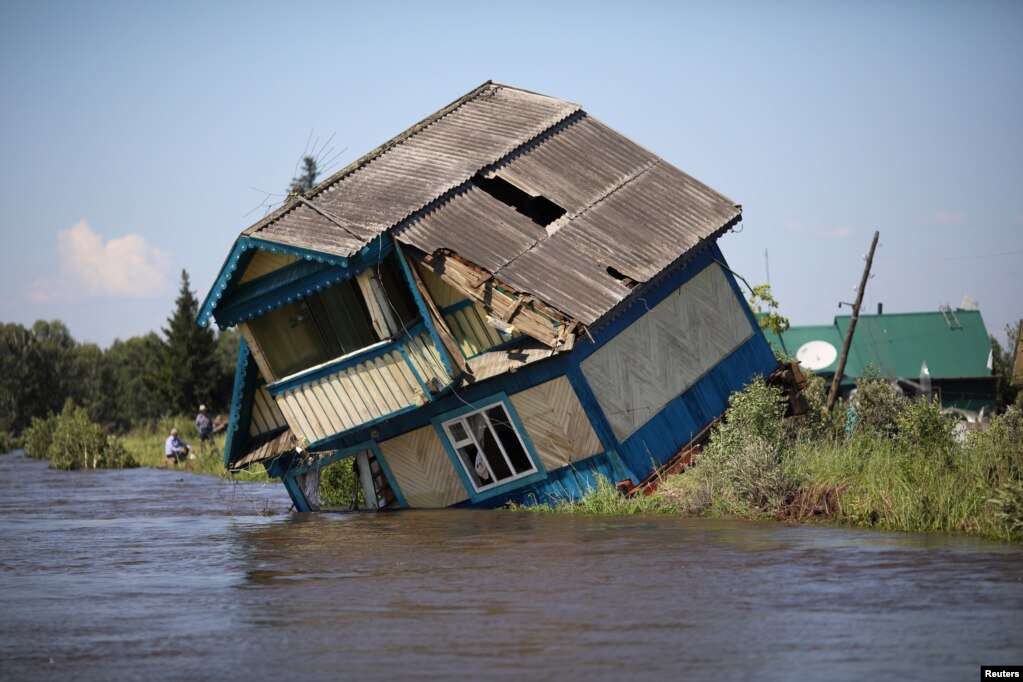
[413, 249, 575, 350]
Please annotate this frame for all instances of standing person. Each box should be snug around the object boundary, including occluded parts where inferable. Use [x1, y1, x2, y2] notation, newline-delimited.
[165, 428, 192, 466]
[195, 404, 214, 455]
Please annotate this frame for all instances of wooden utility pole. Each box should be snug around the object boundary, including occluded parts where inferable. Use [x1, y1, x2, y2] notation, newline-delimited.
[826, 230, 880, 411]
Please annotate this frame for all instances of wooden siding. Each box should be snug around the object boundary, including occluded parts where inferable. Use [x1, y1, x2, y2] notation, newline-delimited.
[510, 377, 602, 471]
[237, 250, 300, 284]
[273, 330, 450, 444]
[249, 385, 288, 436]
[580, 262, 754, 441]
[378, 427, 468, 508]
[444, 303, 512, 358]
[416, 263, 465, 309]
[416, 262, 517, 358]
[413, 253, 571, 349]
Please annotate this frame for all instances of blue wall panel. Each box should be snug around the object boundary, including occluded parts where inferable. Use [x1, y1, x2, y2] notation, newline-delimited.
[454, 452, 618, 509]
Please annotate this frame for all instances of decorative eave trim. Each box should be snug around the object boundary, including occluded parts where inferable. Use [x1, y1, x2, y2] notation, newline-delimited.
[197, 235, 396, 329]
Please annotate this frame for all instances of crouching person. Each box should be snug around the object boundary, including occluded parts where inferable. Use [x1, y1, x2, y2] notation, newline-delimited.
[165, 428, 193, 466]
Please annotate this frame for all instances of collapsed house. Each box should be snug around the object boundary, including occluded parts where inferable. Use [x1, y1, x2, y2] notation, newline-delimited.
[197, 82, 778, 510]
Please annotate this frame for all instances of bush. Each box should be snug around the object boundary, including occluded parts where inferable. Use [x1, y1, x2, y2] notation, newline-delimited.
[35, 401, 138, 470]
[23, 414, 57, 459]
[787, 371, 845, 443]
[896, 396, 957, 462]
[851, 368, 903, 438]
[0, 431, 21, 454]
[319, 457, 363, 508]
[686, 379, 794, 517]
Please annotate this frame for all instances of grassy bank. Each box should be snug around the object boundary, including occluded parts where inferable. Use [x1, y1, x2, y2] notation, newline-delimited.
[23, 403, 272, 482]
[519, 374, 1023, 543]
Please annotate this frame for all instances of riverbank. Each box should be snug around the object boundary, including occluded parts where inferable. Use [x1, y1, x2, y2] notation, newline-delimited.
[517, 375, 1023, 544]
[21, 404, 271, 482]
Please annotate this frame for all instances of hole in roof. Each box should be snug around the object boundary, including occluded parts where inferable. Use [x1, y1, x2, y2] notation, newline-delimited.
[606, 266, 638, 289]
[473, 174, 566, 227]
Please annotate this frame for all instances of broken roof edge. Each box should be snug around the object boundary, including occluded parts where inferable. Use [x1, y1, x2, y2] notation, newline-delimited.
[585, 215, 743, 338]
[242, 81, 580, 239]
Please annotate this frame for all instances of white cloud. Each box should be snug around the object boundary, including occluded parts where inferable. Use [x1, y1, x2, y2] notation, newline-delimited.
[824, 226, 854, 239]
[930, 210, 967, 225]
[26, 221, 170, 301]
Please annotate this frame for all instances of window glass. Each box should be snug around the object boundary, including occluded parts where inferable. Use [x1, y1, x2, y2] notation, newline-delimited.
[486, 406, 531, 474]
[447, 421, 469, 444]
[442, 401, 536, 493]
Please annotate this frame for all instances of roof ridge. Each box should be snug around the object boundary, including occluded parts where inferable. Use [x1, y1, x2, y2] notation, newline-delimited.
[244, 80, 500, 237]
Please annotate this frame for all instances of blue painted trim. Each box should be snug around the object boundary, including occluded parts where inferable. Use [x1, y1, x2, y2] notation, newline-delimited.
[393, 242, 456, 379]
[429, 392, 548, 503]
[604, 449, 637, 484]
[224, 337, 258, 468]
[394, 341, 431, 395]
[198, 236, 353, 328]
[564, 363, 625, 473]
[214, 263, 349, 329]
[289, 441, 376, 477]
[266, 321, 427, 396]
[282, 441, 409, 510]
[453, 451, 618, 509]
[369, 444, 409, 509]
[304, 404, 420, 451]
[283, 475, 309, 512]
[197, 235, 395, 329]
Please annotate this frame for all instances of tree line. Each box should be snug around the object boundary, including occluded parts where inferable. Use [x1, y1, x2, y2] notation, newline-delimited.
[1, 270, 238, 437]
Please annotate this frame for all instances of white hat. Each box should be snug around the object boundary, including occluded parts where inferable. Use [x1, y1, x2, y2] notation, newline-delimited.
[199, 404, 207, 411]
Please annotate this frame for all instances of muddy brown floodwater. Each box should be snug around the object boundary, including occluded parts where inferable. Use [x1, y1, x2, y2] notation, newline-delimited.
[1, 450, 1021, 681]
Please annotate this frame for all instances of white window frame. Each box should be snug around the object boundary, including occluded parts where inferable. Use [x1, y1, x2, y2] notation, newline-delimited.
[440, 401, 537, 494]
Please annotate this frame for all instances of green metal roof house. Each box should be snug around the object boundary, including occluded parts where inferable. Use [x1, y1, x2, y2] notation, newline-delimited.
[766, 306, 996, 417]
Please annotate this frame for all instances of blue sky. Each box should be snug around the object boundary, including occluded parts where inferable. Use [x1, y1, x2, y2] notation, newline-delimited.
[1, 0, 1020, 349]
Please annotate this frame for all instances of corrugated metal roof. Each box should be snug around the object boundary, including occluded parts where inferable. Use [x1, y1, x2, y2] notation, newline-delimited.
[768, 310, 994, 381]
[397, 184, 546, 274]
[231, 81, 742, 328]
[835, 310, 992, 380]
[244, 83, 579, 258]
[396, 113, 740, 324]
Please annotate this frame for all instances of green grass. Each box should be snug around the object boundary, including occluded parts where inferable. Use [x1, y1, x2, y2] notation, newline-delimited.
[119, 415, 272, 482]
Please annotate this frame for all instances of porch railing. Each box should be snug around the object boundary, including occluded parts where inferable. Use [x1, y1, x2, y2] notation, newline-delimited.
[266, 322, 451, 445]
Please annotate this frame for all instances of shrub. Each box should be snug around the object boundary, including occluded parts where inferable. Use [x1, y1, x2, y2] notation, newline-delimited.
[691, 379, 794, 516]
[41, 401, 138, 470]
[851, 368, 903, 438]
[988, 480, 1023, 543]
[23, 414, 57, 459]
[319, 457, 362, 508]
[0, 431, 21, 454]
[788, 371, 845, 443]
[896, 396, 957, 462]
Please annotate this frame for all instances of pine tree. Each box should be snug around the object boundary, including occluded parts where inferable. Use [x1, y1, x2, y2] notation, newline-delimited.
[289, 156, 318, 197]
[161, 270, 219, 415]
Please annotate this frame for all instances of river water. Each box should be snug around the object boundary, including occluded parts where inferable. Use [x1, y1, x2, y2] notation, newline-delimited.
[1, 450, 1021, 681]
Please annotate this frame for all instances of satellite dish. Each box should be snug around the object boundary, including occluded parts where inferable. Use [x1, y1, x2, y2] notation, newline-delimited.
[796, 340, 838, 370]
